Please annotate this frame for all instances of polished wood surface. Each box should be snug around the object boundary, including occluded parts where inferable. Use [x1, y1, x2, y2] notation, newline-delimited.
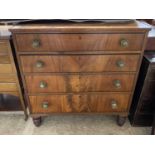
[20, 55, 140, 73]
[10, 20, 150, 126]
[25, 74, 135, 93]
[29, 93, 130, 113]
[15, 33, 144, 52]
[10, 20, 151, 33]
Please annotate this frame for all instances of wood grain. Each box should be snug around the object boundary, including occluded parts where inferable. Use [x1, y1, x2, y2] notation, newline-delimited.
[10, 20, 151, 33]
[0, 41, 9, 53]
[0, 83, 18, 92]
[10, 21, 150, 124]
[0, 64, 13, 73]
[15, 33, 144, 52]
[29, 93, 131, 113]
[20, 54, 140, 73]
[0, 54, 10, 63]
[25, 74, 135, 93]
[0, 74, 16, 82]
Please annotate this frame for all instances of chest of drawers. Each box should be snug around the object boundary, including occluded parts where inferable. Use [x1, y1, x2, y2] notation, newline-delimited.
[0, 26, 27, 118]
[10, 21, 150, 126]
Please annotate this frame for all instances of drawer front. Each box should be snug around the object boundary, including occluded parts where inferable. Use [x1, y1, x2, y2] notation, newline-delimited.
[0, 83, 18, 92]
[0, 74, 16, 82]
[20, 54, 140, 73]
[0, 41, 9, 53]
[25, 74, 135, 93]
[15, 33, 144, 52]
[0, 64, 13, 73]
[0, 55, 11, 64]
[29, 93, 130, 113]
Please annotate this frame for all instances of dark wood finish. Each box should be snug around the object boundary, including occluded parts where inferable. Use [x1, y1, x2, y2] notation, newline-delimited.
[20, 55, 140, 73]
[129, 52, 155, 127]
[29, 93, 130, 113]
[10, 20, 150, 126]
[25, 74, 135, 93]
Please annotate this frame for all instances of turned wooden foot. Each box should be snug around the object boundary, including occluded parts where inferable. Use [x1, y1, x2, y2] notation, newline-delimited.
[117, 115, 126, 126]
[32, 117, 42, 127]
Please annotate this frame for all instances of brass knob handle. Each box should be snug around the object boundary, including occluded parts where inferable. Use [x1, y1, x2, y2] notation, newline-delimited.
[35, 60, 44, 68]
[39, 81, 47, 88]
[111, 100, 118, 109]
[116, 60, 125, 68]
[42, 101, 49, 109]
[120, 39, 128, 48]
[32, 39, 40, 48]
[113, 80, 121, 88]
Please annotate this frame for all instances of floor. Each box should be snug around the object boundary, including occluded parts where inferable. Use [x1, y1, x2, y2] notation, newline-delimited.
[0, 113, 151, 135]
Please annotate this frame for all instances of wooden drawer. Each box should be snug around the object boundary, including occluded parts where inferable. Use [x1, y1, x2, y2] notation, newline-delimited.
[0, 64, 13, 73]
[0, 74, 16, 82]
[20, 54, 140, 73]
[0, 41, 9, 53]
[0, 54, 13, 73]
[29, 93, 130, 113]
[0, 83, 18, 92]
[0, 54, 11, 63]
[15, 33, 144, 52]
[25, 73, 135, 93]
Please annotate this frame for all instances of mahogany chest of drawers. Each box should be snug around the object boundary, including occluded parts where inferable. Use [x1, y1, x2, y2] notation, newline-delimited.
[0, 26, 27, 118]
[10, 21, 150, 126]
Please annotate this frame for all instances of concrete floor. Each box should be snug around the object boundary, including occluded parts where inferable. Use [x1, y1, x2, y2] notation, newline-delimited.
[0, 113, 151, 135]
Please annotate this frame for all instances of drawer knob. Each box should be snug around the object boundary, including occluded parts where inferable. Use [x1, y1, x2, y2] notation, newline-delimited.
[111, 100, 118, 109]
[116, 60, 125, 68]
[32, 39, 40, 48]
[42, 101, 49, 109]
[39, 81, 47, 88]
[114, 80, 121, 88]
[120, 39, 128, 48]
[35, 60, 44, 68]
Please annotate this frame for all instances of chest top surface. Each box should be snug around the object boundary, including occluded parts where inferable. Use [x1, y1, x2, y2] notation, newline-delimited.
[10, 20, 151, 33]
